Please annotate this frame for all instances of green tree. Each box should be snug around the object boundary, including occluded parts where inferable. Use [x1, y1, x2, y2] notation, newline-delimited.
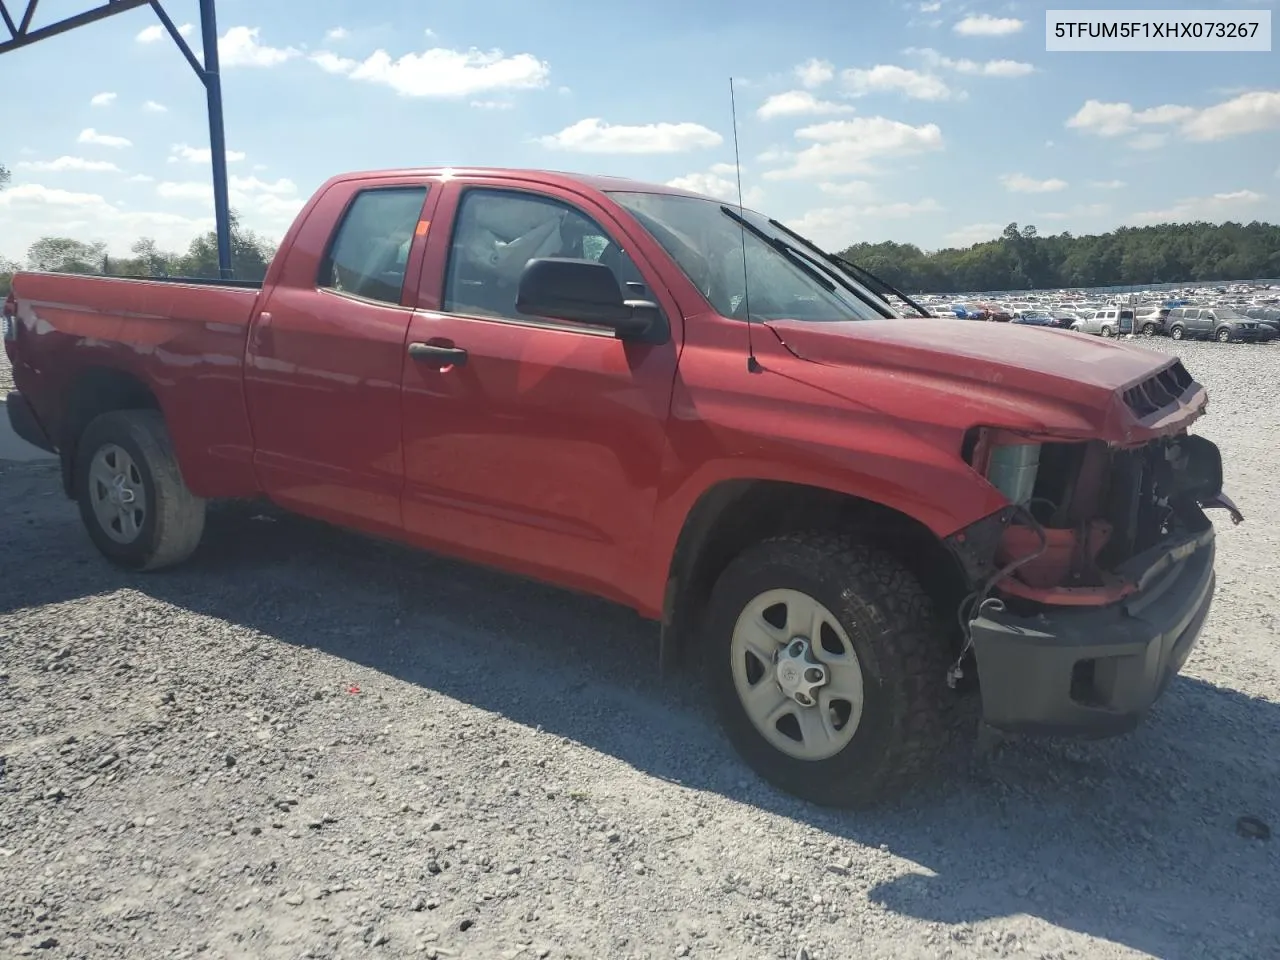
[26, 237, 107, 274]
[0, 256, 18, 297]
[175, 210, 277, 281]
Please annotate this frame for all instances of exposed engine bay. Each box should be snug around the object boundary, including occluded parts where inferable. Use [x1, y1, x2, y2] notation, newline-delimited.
[945, 360, 1243, 625]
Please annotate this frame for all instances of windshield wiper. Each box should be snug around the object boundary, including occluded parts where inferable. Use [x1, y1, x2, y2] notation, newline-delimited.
[765, 217, 932, 319]
[720, 206, 896, 319]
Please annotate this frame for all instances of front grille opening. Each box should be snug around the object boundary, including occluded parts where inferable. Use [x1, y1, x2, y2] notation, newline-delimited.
[1123, 361, 1197, 420]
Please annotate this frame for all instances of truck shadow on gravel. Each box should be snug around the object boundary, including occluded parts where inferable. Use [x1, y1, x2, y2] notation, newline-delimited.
[3, 461, 1278, 958]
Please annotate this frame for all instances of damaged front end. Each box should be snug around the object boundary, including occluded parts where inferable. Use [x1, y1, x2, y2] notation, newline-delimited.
[943, 360, 1241, 737]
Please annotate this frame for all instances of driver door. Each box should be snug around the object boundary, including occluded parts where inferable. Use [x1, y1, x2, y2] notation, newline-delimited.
[398, 179, 683, 605]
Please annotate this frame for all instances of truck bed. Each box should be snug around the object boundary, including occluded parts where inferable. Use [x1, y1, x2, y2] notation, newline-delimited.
[5, 271, 264, 498]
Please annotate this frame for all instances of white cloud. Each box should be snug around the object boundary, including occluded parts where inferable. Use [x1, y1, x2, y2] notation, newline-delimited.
[325, 27, 349, 41]
[665, 167, 764, 206]
[843, 65, 954, 101]
[90, 92, 117, 107]
[1182, 90, 1280, 141]
[920, 1, 942, 11]
[169, 143, 247, 164]
[756, 90, 855, 120]
[143, 101, 168, 113]
[136, 22, 192, 43]
[1000, 173, 1068, 193]
[1129, 132, 1168, 151]
[817, 180, 876, 199]
[945, 222, 1003, 247]
[77, 128, 132, 148]
[220, 26, 299, 67]
[154, 177, 305, 233]
[1088, 179, 1126, 189]
[16, 156, 121, 173]
[954, 14, 1024, 36]
[786, 198, 941, 249]
[1132, 189, 1265, 225]
[310, 44, 550, 98]
[470, 100, 514, 110]
[0, 183, 214, 260]
[906, 47, 1034, 77]
[537, 118, 722, 154]
[763, 116, 944, 180]
[795, 58, 835, 89]
[128, 174, 155, 183]
[1067, 91, 1280, 143]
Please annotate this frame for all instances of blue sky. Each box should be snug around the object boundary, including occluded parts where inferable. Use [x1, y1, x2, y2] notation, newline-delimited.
[1, 0, 1278, 263]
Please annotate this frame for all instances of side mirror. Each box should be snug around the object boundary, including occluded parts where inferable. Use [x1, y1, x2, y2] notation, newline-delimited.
[515, 257, 660, 340]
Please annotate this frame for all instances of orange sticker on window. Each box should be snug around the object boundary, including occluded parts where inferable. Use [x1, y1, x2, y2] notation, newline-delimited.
[415, 219, 431, 237]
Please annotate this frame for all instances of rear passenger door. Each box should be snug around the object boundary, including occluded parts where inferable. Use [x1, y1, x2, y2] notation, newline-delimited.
[1182, 309, 1204, 336]
[244, 180, 437, 535]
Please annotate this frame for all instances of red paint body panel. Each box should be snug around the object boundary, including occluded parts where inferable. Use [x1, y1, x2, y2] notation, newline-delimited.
[3, 166, 1211, 622]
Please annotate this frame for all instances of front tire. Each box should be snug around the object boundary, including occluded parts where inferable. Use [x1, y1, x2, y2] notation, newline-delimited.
[75, 410, 206, 571]
[704, 533, 956, 807]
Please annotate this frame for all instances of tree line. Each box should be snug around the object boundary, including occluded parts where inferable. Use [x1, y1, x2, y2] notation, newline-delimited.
[837, 220, 1280, 294]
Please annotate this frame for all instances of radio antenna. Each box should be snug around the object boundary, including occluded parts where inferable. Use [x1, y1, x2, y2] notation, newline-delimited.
[730, 77, 761, 373]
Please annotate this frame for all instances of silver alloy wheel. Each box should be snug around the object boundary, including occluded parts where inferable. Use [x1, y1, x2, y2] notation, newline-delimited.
[1101, 326, 1115, 338]
[88, 443, 147, 544]
[729, 588, 865, 761]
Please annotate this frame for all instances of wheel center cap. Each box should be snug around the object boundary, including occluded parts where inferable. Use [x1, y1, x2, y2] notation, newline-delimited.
[775, 638, 828, 706]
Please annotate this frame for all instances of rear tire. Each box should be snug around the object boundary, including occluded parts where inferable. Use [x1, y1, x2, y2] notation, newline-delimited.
[1141, 322, 1157, 336]
[1170, 326, 1185, 341]
[1216, 328, 1232, 343]
[704, 532, 956, 808]
[1101, 326, 1115, 338]
[74, 410, 206, 571]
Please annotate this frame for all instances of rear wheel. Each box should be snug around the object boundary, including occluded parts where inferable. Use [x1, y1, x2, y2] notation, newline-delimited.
[1101, 325, 1115, 338]
[704, 533, 956, 807]
[1170, 325, 1185, 341]
[1216, 328, 1232, 343]
[75, 410, 206, 571]
[1141, 322, 1157, 336]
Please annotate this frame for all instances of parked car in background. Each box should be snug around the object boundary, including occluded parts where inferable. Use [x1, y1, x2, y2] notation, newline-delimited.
[1166, 306, 1271, 342]
[1134, 306, 1170, 336]
[1242, 305, 1280, 336]
[1011, 310, 1057, 328]
[1050, 310, 1080, 329]
[1071, 307, 1135, 337]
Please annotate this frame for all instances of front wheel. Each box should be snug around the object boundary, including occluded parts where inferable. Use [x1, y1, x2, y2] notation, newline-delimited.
[75, 410, 206, 571]
[704, 533, 956, 807]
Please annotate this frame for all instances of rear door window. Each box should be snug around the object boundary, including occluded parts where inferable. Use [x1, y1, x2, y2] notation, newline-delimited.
[319, 186, 430, 305]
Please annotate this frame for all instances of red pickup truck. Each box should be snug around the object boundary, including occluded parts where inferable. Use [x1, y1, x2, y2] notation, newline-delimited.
[3, 167, 1242, 806]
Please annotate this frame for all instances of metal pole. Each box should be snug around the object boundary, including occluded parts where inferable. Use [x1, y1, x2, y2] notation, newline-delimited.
[199, 0, 233, 279]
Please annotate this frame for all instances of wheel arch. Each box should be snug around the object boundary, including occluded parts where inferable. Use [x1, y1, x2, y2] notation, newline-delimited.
[658, 478, 970, 674]
[58, 366, 161, 498]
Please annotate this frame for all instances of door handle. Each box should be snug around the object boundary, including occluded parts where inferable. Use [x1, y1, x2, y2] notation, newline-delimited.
[408, 341, 468, 368]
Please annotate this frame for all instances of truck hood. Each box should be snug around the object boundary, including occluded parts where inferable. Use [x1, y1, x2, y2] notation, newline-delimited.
[764, 317, 1207, 441]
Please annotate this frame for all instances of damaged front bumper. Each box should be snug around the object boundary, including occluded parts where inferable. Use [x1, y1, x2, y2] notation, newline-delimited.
[968, 529, 1215, 736]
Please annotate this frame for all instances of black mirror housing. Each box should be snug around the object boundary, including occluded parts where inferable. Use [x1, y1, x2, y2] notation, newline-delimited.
[515, 258, 659, 340]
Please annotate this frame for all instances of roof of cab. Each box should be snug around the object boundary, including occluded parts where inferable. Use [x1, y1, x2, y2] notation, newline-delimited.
[326, 166, 712, 201]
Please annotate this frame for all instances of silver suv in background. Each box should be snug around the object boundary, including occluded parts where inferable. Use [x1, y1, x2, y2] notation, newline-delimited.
[1166, 307, 1273, 343]
[1071, 307, 1135, 337]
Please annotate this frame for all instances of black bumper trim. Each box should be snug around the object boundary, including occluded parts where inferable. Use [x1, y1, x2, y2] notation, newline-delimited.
[970, 536, 1216, 737]
[4, 391, 57, 454]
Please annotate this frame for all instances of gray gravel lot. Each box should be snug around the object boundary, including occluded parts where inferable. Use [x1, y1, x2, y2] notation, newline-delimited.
[1, 339, 1277, 960]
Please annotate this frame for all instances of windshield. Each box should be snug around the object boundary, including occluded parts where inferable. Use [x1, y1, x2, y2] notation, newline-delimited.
[608, 191, 890, 322]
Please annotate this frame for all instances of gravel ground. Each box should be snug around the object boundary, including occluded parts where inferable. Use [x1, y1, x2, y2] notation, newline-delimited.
[1, 339, 1277, 960]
